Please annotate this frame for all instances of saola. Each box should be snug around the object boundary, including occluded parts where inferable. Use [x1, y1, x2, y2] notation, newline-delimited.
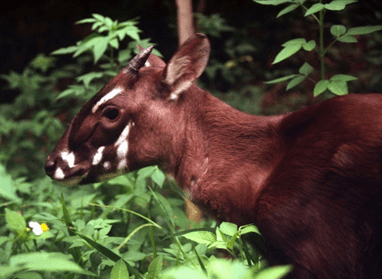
[46, 34, 382, 279]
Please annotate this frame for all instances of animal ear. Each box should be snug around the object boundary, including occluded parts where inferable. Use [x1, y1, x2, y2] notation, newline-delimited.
[162, 33, 210, 100]
[137, 45, 166, 68]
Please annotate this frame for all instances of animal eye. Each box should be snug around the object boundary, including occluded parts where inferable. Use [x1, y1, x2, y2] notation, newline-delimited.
[102, 107, 120, 121]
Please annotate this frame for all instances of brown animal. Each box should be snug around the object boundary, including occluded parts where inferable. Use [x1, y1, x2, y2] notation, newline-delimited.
[45, 34, 382, 279]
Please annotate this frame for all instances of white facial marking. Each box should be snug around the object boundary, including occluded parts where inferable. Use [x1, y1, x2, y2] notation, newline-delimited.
[61, 151, 75, 168]
[103, 161, 111, 170]
[92, 87, 123, 113]
[145, 61, 151, 67]
[92, 146, 105, 165]
[115, 122, 132, 170]
[54, 167, 65, 180]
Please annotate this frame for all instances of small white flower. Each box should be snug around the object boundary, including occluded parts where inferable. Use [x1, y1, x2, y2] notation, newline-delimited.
[29, 221, 43, 236]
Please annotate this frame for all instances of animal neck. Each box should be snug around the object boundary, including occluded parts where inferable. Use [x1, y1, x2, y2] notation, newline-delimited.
[166, 87, 284, 223]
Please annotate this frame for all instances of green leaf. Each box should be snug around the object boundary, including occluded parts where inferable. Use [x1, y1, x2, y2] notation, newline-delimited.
[299, 62, 313, 76]
[110, 259, 129, 279]
[51, 46, 78, 55]
[286, 75, 306, 90]
[147, 256, 163, 279]
[337, 35, 358, 43]
[330, 25, 347, 37]
[347, 26, 382, 35]
[5, 209, 26, 232]
[182, 231, 217, 245]
[252, 0, 292, 5]
[314, 80, 329, 96]
[282, 38, 306, 47]
[93, 37, 109, 63]
[328, 80, 348, 95]
[219, 222, 238, 236]
[9, 252, 95, 276]
[254, 265, 293, 279]
[76, 72, 104, 88]
[325, 1, 346, 11]
[331, 74, 357, 82]
[265, 74, 298, 84]
[277, 4, 298, 18]
[304, 3, 325, 16]
[151, 166, 166, 187]
[302, 40, 316, 51]
[240, 224, 261, 235]
[273, 44, 302, 64]
[0, 164, 18, 201]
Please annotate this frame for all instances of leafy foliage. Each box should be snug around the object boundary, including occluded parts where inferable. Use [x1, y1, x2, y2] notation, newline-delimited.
[252, 0, 382, 97]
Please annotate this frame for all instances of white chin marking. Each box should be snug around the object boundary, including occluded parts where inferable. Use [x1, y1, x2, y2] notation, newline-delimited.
[92, 146, 105, 165]
[92, 87, 123, 113]
[54, 167, 65, 180]
[103, 161, 111, 170]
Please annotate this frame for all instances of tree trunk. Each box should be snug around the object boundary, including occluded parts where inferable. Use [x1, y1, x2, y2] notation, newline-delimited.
[176, 0, 195, 45]
[175, 0, 203, 223]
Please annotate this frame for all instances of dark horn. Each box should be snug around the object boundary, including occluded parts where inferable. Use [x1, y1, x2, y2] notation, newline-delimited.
[124, 46, 154, 74]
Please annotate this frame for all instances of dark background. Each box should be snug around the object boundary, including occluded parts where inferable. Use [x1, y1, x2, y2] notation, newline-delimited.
[1, 0, 381, 104]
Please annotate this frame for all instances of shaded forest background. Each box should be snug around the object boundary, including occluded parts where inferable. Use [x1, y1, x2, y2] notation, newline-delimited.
[1, 0, 382, 110]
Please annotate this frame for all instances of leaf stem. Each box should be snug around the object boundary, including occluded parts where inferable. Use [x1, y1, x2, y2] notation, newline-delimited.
[319, 1, 325, 81]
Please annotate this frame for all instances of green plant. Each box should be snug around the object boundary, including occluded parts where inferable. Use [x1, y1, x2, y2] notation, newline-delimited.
[252, 0, 382, 96]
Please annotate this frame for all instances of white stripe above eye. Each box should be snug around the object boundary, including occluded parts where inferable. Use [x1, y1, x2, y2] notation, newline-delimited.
[92, 87, 123, 113]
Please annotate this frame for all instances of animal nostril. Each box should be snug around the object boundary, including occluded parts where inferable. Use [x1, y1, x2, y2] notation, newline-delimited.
[45, 158, 56, 177]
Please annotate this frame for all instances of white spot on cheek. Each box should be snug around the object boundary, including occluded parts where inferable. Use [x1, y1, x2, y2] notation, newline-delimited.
[92, 146, 105, 165]
[103, 161, 111, 170]
[61, 151, 75, 168]
[145, 61, 151, 67]
[92, 87, 123, 113]
[54, 167, 65, 180]
[114, 122, 132, 170]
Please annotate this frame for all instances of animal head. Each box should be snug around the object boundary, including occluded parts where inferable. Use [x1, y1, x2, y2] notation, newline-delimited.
[45, 34, 210, 185]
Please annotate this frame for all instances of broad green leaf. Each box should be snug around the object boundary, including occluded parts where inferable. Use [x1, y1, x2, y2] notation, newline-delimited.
[325, 1, 346, 11]
[302, 40, 316, 51]
[219, 222, 238, 236]
[240, 224, 261, 235]
[109, 38, 119, 49]
[76, 72, 104, 88]
[265, 74, 297, 84]
[331, 25, 347, 37]
[314, 80, 329, 96]
[147, 256, 163, 279]
[337, 35, 358, 43]
[92, 13, 105, 22]
[255, 265, 292, 279]
[277, 4, 298, 18]
[151, 166, 166, 187]
[76, 18, 96, 24]
[282, 38, 306, 47]
[328, 80, 348, 95]
[5, 209, 26, 232]
[0, 164, 18, 201]
[304, 3, 325, 16]
[347, 26, 382, 35]
[9, 252, 95, 276]
[110, 259, 129, 279]
[93, 37, 109, 63]
[182, 231, 216, 245]
[273, 44, 302, 64]
[252, 0, 292, 5]
[286, 75, 306, 90]
[51, 46, 77, 55]
[299, 62, 313, 76]
[331, 74, 357, 82]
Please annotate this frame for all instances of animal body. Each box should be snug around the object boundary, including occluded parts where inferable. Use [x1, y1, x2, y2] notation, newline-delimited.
[45, 34, 382, 279]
